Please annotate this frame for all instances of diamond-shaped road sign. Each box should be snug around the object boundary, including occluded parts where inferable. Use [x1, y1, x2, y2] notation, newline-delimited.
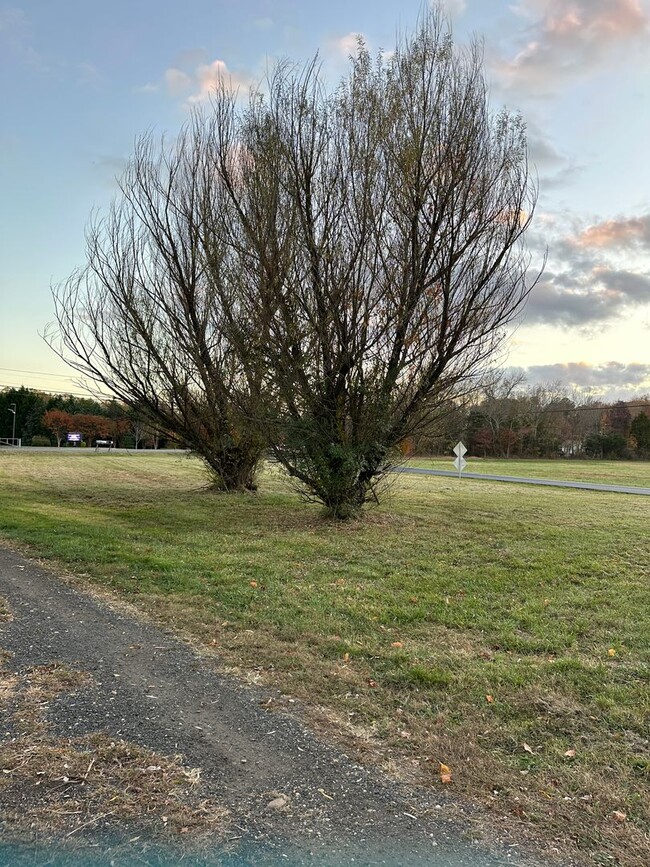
[452, 441, 467, 478]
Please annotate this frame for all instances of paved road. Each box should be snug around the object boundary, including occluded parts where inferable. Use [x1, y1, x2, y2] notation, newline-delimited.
[0, 545, 542, 867]
[396, 467, 650, 496]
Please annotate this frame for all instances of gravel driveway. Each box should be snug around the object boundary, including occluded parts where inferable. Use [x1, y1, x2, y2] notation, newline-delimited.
[0, 543, 543, 867]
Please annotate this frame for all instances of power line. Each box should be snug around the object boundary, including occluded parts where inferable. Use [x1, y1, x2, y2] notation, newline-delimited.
[0, 383, 112, 400]
[0, 366, 78, 380]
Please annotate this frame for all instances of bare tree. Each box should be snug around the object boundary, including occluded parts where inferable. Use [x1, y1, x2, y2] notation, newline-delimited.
[208, 12, 541, 517]
[474, 369, 527, 457]
[47, 123, 264, 490]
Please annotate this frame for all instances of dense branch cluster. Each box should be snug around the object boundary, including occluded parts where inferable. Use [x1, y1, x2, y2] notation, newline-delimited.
[48, 13, 540, 517]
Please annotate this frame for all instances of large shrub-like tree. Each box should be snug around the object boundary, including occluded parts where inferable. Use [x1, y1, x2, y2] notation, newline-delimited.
[207, 13, 540, 516]
[47, 125, 264, 490]
[48, 11, 539, 512]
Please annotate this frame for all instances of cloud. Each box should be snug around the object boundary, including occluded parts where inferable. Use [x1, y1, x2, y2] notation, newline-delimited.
[525, 360, 650, 389]
[573, 214, 650, 250]
[527, 130, 566, 169]
[523, 264, 650, 327]
[495, 0, 650, 96]
[163, 59, 252, 102]
[525, 120, 585, 191]
[190, 60, 252, 101]
[524, 275, 620, 327]
[594, 267, 650, 300]
[521, 205, 650, 328]
[0, 7, 28, 35]
[434, 0, 467, 16]
[164, 67, 193, 97]
[0, 6, 48, 72]
[133, 82, 159, 94]
[334, 32, 366, 59]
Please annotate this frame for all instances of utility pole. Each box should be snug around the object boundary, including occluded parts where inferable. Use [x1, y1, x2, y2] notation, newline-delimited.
[8, 403, 16, 444]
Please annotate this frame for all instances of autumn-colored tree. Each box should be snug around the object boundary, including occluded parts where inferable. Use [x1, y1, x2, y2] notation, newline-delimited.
[42, 409, 74, 447]
[74, 414, 111, 446]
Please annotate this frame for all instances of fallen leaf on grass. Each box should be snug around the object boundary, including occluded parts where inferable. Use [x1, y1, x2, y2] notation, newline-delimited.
[485, 694, 494, 703]
[611, 811, 627, 823]
[391, 641, 403, 648]
[439, 763, 452, 783]
[366, 679, 378, 688]
[523, 743, 534, 755]
[249, 581, 258, 588]
[564, 749, 576, 759]
[608, 648, 617, 657]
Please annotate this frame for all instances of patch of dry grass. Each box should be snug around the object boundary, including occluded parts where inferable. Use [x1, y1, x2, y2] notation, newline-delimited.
[0, 640, 229, 853]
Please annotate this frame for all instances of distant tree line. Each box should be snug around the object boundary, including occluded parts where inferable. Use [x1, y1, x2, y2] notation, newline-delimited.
[409, 372, 650, 460]
[0, 387, 168, 450]
[2, 378, 649, 459]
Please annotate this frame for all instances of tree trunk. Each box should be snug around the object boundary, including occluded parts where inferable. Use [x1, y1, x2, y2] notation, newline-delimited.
[201, 441, 262, 492]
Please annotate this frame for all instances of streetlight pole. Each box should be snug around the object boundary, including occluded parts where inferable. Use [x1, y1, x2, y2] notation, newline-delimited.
[8, 403, 16, 444]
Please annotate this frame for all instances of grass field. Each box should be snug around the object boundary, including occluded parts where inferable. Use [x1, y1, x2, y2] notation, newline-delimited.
[0, 450, 648, 865]
[408, 457, 650, 487]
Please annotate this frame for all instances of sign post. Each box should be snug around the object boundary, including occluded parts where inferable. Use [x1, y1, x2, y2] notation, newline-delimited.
[452, 441, 467, 480]
[66, 432, 82, 447]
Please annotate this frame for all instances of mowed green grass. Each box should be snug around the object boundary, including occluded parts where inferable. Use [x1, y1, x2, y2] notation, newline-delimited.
[0, 451, 648, 865]
[409, 456, 650, 487]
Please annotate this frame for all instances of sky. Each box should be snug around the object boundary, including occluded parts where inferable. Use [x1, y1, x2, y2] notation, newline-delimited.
[1, 0, 649, 404]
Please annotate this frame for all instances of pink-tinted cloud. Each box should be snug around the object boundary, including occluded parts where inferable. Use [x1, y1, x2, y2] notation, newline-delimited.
[163, 59, 252, 103]
[573, 215, 650, 249]
[496, 0, 650, 95]
[189, 59, 252, 102]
